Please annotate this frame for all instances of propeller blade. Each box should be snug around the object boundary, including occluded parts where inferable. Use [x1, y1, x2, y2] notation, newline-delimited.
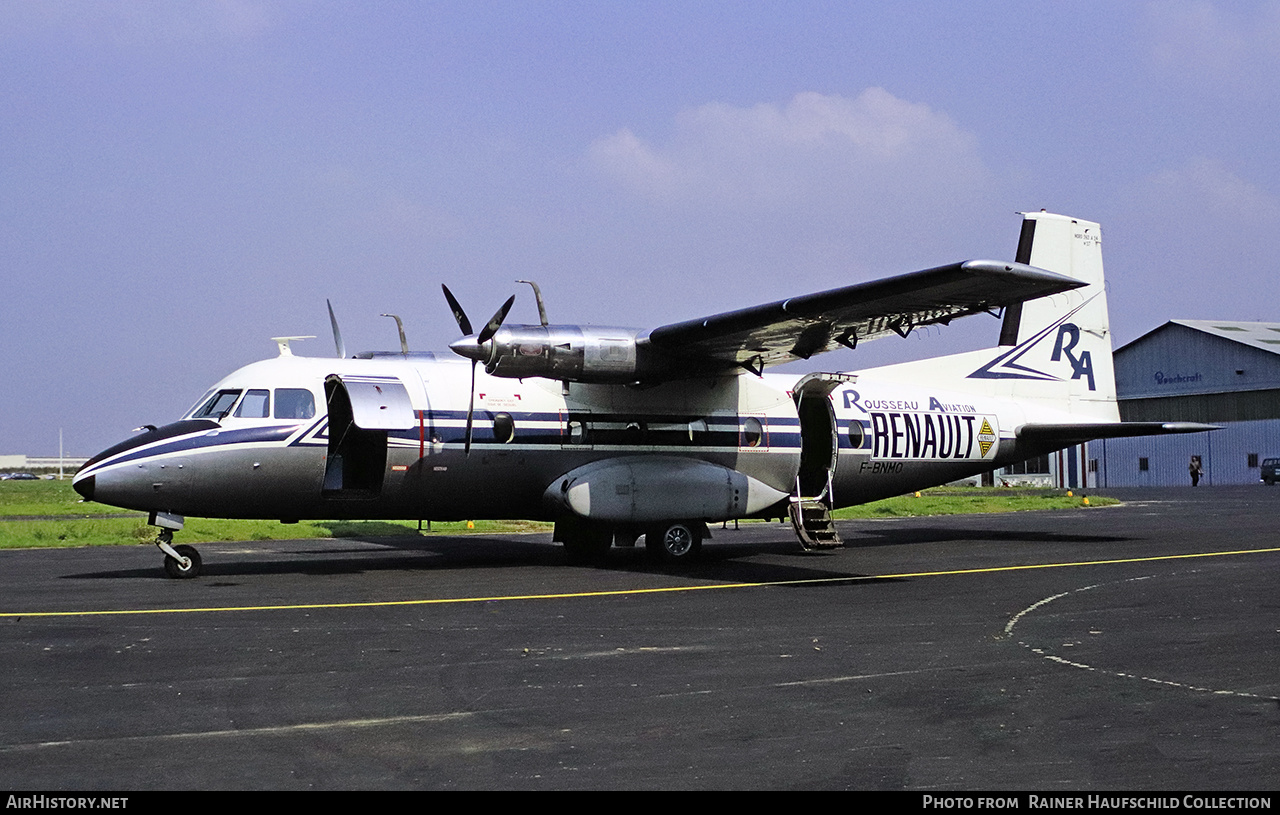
[478, 295, 516, 344]
[441, 284, 473, 336]
[465, 359, 477, 456]
[327, 299, 346, 359]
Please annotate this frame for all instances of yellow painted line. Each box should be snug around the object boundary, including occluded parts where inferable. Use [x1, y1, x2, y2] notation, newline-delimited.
[3, 545, 1279, 619]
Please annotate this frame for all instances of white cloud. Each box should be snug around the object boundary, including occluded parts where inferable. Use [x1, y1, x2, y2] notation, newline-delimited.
[578, 88, 1012, 350]
[1142, 157, 1280, 224]
[589, 88, 990, 210]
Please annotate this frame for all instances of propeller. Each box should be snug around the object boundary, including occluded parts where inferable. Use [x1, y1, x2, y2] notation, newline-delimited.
[326, 299, 346, 359]
[441, 284, 516, 455]
[441, 285, 472, 336]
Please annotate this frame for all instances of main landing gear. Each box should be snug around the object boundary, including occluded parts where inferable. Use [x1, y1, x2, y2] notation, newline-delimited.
[555, 516, 707, 566]
[645, 521, 703, 563]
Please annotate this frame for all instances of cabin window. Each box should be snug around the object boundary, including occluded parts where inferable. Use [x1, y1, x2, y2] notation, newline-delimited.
[741, 417, 764, 448]
[847, 421, 865, 450]
[275, 388, 316, 420]
[493, 413, 515, 443]
[193, 390, 242, 420]
[235, 389, 270, 418]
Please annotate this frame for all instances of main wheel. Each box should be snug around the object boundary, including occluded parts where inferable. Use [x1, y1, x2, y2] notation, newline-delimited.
[646, 521, 702, 563]
[163, 544, 202, 579]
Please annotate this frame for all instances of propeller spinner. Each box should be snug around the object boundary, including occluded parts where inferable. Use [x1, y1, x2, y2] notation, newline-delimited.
[441, 284, 516, 455]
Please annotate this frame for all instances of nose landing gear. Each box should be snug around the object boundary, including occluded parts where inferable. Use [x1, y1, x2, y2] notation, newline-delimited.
[155, 529, 202, 579]
[148, 512, 202, 579]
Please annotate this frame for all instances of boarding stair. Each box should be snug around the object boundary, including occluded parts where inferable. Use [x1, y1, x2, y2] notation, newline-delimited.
[788, 473, 843, 551]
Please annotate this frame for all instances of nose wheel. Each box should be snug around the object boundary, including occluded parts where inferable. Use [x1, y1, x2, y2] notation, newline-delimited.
[155, 529, 202, 579]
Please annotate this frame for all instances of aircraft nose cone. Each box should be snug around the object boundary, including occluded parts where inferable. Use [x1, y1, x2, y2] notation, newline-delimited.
[73, 472, 95, 501]
[449, 336, 485, 362]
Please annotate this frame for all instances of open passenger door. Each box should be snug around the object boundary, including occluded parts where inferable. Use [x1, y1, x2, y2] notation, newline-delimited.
[789, 372, 855, 550]
[322, 374, 415, 499]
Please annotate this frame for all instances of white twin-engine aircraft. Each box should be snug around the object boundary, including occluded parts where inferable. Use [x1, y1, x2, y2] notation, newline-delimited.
[74, 211, 1210, 578]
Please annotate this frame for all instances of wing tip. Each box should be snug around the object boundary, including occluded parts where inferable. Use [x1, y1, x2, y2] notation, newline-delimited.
[960, 259, 1085, 289]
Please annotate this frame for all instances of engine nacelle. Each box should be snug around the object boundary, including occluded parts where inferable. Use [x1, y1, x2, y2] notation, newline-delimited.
[482, 325, 641, 382]
[544, 456, 790, 523]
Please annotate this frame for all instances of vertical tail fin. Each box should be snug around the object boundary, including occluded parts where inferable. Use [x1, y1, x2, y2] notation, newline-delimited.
[972, 211, 1116, 414]
[1001, 212, 1110, 352]
[859, 211, 1119, 422]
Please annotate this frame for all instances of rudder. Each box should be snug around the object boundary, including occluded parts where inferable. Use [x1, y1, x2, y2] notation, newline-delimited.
[972, 211, 1117, 415]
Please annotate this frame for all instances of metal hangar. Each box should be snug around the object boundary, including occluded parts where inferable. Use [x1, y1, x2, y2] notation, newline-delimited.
[1095, 320, 1280, 487]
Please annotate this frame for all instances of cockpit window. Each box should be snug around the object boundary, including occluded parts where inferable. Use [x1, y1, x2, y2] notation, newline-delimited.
[184, 389, 215, 419]
[235, 389, 270, 419]
[275, 388, 316, 420]
[192, 390, 243, 420]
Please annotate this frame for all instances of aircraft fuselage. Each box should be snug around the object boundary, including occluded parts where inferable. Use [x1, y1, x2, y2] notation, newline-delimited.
[74, 352, 1059, 526]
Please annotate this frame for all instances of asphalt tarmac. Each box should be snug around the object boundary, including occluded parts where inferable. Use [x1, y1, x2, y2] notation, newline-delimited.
[1, 486, 1277, 791]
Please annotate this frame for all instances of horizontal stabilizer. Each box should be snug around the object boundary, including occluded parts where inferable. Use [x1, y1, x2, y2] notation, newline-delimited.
[1016, 422, 1219, 446]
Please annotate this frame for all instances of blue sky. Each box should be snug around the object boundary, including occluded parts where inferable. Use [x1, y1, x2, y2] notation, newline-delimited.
[3, 1, 1279, 456]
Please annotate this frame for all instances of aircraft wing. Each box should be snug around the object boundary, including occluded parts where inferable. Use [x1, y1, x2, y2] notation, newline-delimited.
[641, 260, 1084, 374]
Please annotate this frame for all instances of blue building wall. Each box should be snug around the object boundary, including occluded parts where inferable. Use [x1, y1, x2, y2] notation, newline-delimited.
[1114, 323, 1280, 401]
[1095, 420, 1280, 487]
[1096, 322, 1280, 486]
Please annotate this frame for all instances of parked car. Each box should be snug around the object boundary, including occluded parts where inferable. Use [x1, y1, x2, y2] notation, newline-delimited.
[4, 472, 39, 480]
[1263, 458, 1280, 486]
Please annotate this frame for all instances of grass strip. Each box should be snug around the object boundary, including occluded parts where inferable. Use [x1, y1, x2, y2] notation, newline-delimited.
[0, 481, 1114, 550]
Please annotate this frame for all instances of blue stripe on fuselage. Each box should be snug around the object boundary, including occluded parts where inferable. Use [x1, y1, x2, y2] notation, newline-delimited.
[90, 408, 808, 472]
[84, 424, 303, 471]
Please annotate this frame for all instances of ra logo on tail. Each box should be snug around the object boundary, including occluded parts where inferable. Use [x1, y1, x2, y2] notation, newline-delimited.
[968, 297, 1098, 391]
